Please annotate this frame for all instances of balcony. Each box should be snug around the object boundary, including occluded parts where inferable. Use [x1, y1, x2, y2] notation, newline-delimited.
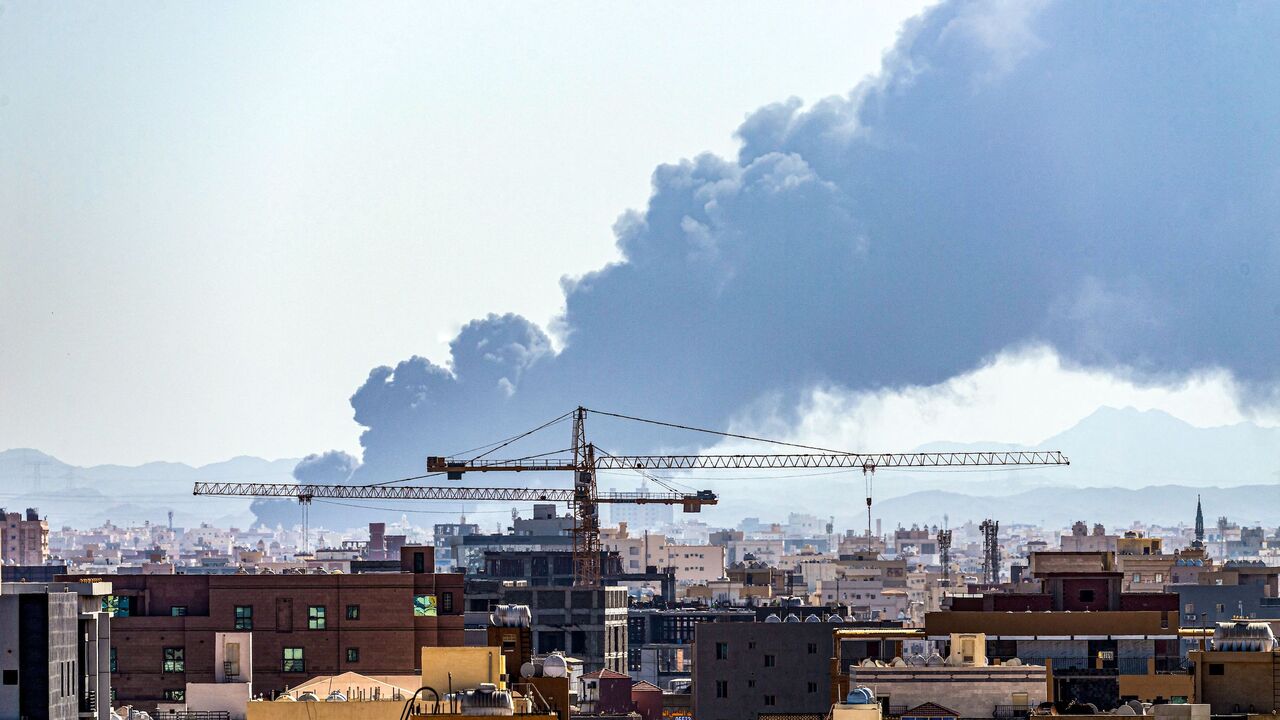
[992, 706, 1033, 719]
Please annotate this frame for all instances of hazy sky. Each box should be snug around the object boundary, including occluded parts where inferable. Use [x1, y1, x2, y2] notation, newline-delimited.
[0, 2, 929, 465]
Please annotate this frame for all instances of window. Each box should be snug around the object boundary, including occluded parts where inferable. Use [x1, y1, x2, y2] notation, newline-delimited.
[2, 670, 15, 685]
[715, 680, 728, 699]
[347, 648, 360, 663]
[1078, 589, 1095, 603]
[764, 695, 777, 706]
[807, 642, 818, 654]
[1208, 663, 1224, 676]
[162, 647, 185, 673]
[715, 642, 728, 660]
[283, 647, 305, 673]
[414, 594, 438, 617]
[441, 592, 454, 613]
[748, 641, 756, 649]
[103, 595, 132, 617]
[163, 689, 185, 702]
[1184, 603, 1194, 613]
[346, 605, 360, 620]
[110, 647, 117, 673]
[308, 606, 326, 630]
[808, 682, 818, 693]
[1155, 573, 1164, 583]
[1132, 573, 1142, 582]
[234, 605, 253, 630]
[170, 606, 187, 616]
[1215, 603, 1225, 613]
[764, 654, 776, 667]
[747, 679, 756, 688]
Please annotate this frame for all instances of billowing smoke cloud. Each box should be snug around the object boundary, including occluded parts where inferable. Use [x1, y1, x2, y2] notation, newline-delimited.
[334, 1, 1280, 487]
[292, 450, 361, 484]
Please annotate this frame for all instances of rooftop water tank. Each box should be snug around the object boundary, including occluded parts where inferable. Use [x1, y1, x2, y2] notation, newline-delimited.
[542, 653, 568, 678]
[846, 687, 875, 705]
[460, 683, 514, 716]
[490, 604, 532, 628]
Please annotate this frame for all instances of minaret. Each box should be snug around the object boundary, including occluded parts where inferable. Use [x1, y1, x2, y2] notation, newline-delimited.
[1192, 494, 1205, 549]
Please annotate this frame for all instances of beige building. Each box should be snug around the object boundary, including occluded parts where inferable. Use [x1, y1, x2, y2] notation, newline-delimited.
[1, 507, 49, 566]
[601, 523, 725, 586]
[1060, 521, 1118, 553]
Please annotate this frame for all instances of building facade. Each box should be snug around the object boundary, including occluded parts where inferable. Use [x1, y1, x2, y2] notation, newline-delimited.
[694, 621, 834, 720]
[1, 508, 49, 566]
[61, 547, 463, 709]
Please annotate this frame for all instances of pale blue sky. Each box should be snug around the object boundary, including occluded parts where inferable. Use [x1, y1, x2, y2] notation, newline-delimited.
[0, 2, 929, 465]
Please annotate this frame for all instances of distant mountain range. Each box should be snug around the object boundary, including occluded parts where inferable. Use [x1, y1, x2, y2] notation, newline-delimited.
[0, 449, 297, 529]
[2, 406, 1276, 532]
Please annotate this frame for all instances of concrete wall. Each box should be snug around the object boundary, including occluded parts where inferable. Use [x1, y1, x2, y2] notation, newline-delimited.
[1193, 650, 1277, 714]
[186, 683, 251, 720]
[849, 667, 1046, 718]
[420, 647, 505, 692]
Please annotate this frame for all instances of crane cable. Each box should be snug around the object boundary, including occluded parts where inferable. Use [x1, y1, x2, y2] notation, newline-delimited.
[585, 407, 854, 455]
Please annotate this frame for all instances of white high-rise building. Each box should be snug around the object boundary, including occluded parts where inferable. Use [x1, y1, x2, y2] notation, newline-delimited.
[606, 480, 675, 530]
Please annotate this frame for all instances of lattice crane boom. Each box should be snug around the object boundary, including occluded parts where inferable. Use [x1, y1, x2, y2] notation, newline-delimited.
[192, 481, 717, 508]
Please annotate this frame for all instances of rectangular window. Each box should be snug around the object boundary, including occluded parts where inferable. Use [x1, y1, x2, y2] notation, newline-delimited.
[1155, 573, 1164, 583]
[162, 647, 185, 673]
[414, 594, 438, 617]
[715, 642, 728, 660]
[715, 680, 728, 699]
[110, 647, 117, 673]
[347, 647, 359, 663]
[441, 592, 454, 613]
[283, 647, 305, 673]
[764, 654, 776, 667]
[308, 605, 326, 630]
[346, 604, 360, 620]
[1132, 573, 1142, 582]
[765, 695, 777, 706]
[808, 682, 818, 693]
[1208, 663, 1224, 676]
[808, 642, 818, 654]
[163, 689, 185, 702]
[170, 606, 187, 616]
[1078, 589, 1095, 603]
[234, 605, 253, 630]
[103, 595, 132, 617]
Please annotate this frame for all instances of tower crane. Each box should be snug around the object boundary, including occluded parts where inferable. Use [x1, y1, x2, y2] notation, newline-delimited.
[427, 407, 1070, 586]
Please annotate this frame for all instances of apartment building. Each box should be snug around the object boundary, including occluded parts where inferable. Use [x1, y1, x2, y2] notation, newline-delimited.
[60, 546, 463, 710]
[1, 507, 49, 566]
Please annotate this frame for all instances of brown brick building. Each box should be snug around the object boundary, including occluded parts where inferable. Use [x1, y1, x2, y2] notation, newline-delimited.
[62, 547, 464, 708]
